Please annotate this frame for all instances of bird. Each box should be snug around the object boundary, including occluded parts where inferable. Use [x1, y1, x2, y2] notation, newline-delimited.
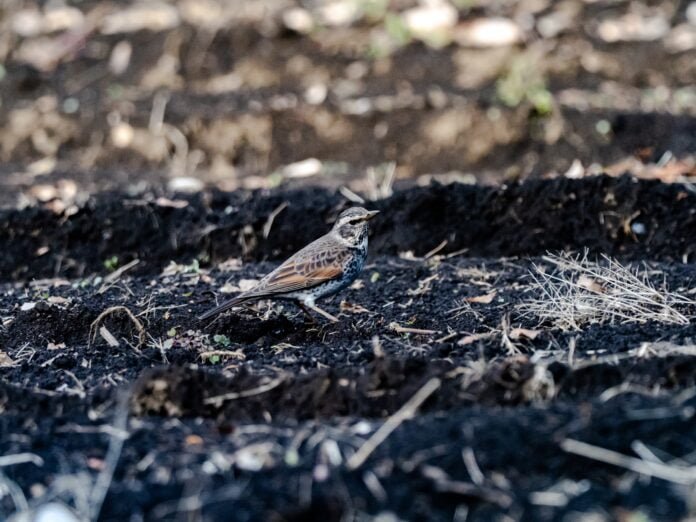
[198, 207, 379, 323]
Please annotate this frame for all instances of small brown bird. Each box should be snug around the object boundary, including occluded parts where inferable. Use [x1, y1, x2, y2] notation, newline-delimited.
[198, 207, 379, 323]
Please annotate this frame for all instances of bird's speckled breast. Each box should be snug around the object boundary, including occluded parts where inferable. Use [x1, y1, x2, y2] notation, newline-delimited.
[309, 237, 368, 300]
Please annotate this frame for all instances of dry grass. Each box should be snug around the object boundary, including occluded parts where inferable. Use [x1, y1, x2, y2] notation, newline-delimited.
[518, 251, 694, 331]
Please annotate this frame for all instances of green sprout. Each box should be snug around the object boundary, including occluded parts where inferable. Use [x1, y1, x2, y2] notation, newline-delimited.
[213, 334, 231, 347]
[103, 256, 119, 272]
[496, 54, 553, 116]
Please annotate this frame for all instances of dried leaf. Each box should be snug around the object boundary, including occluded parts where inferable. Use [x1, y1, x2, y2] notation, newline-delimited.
[349, 279, 364, 290]
[0, 351, 15, 367]
[340, 301, 371, 314]
[457, 333, 490, 346]
[509, 328, 540, 341]
[99, 326, 120, 347]
[87, 457, 105, 471]
[465, 291, 497, 304]
[238, 279, 260, 292]
[219, 283, 237, 294]
[217, 258, 243, 272]
[186, 434, 204, 446]
[577, 275, 605, 294]
[155, 197, 188, 208]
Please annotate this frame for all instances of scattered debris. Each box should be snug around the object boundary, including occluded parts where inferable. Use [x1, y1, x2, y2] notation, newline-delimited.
[466, 291, 497, 304]
[455, 17, 523, 47]
[509, 328, 540, 341]
[98, 326, 120, 348]
[388, 323, 439, 336]
[347, 377, 441, 470]
[0, 351, 15, 367]
[340, 301, 371, 314]
[89, 306, 146, 351]
[262, 202, 289, 239]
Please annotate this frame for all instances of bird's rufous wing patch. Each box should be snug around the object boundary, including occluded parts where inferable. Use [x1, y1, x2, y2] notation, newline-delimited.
[251, 259, 344, 296]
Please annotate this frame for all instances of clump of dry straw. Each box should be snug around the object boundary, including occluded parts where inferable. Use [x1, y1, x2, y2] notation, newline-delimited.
[518, 251, 694, 330]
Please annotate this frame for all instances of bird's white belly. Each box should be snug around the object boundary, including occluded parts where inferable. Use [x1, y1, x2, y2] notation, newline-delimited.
[286, 278, 346, 303]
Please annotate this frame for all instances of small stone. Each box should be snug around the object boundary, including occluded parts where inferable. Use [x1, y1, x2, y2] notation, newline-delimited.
[111, 122, 134, 148]
[455, 17, 523, 47]
[304, 83, 327, 105]
[167, 176, 204, 193]
[631, 222, 646, 235]
[282, 8, 313, 33]
[282, 158, 323, 178]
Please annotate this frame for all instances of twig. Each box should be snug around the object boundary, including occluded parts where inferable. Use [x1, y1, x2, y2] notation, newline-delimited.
[99, 326, 120, 347]
[62, 370, 86, 399]
[0, 471, 28, 513]
[89, 390, 131, 521]
[89, 306, 145, 352]
[363, 471, 387, 503]
[379, 162, 396, 199]
[461, 447, 484, 485]
[347, 377, 441, 470]
[631, 441, 666, 465]
[388, 322, 439, 336]
[424, 240, 448, 259]
[434, 331, 458, 344]
[561, 438, 696, 485]
[500, 313, 522, 355]
[134, 304, 188, 318]
[421, 465, 512, 507]
[98, 259, 140, 294]
[339, 186, 366, 204]
[262, 202, 289, 239]
[149, 90, 170, 134]
[204, 375, 286, 406]
[0, 453, 44, 467]
[444, 248, 469, 259]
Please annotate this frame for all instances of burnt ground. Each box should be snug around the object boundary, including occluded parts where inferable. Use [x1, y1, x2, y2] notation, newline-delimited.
[1, 177, 696, 521]
[2, 0, 696, 520]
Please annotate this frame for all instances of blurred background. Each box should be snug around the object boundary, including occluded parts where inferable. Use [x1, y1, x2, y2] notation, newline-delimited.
[0, 0, 695, 208]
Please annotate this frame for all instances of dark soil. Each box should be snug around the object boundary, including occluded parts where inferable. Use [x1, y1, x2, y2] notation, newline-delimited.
[2, 1, 696, 520]
[1, 179, 696, 521]
[1, 175, 695, 282]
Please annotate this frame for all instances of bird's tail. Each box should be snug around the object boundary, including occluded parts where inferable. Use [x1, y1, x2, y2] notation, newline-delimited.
[197, 295, 252, 321]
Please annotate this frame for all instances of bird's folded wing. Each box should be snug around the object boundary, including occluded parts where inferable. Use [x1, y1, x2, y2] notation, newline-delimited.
[249, 253, 345, 297]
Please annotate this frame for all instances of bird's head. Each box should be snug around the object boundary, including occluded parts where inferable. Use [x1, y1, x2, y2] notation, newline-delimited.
[332, 207, 379, 245]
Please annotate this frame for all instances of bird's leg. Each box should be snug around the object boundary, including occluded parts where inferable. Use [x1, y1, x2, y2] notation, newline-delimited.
[296, 302, 318, 324]
[304, 301, 339, 323]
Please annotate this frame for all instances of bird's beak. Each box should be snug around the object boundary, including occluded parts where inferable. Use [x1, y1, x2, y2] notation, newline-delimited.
[364, 210, 380, 221]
